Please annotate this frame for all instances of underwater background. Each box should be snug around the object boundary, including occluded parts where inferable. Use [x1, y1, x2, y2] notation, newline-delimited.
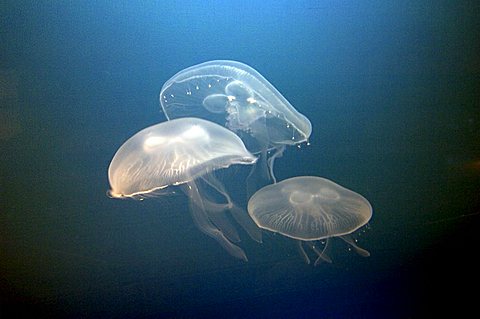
[1, 1, 479, 317]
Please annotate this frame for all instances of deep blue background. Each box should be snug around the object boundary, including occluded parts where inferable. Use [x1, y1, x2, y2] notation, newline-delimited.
[1, 1, 479, 317]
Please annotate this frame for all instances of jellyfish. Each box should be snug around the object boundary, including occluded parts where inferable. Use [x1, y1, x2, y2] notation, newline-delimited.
[247, 176, 372, 265]
[159, 60, 312, 193]
[108, 117, 262, 261]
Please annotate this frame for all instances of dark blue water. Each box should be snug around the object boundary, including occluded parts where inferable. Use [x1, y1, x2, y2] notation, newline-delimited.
[1, 1, 479, 317]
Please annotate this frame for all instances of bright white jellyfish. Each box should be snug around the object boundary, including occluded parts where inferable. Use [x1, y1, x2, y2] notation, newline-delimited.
[108, 117, 262, 261]
[248, 176, 372, 265]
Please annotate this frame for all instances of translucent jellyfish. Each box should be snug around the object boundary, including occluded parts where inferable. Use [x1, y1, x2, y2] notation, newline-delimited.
[247, 176, 372, 265]
[159, 60, 312, 191]
[108, 117, 261, 261]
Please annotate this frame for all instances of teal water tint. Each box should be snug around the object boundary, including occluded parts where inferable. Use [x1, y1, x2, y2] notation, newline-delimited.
[1, 1, 479, 317]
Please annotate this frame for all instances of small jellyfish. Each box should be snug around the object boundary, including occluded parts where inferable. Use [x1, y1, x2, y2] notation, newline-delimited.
[247, 176, 372, 265]
[159, 60, 312, 193]
[108, 117, 261, 261]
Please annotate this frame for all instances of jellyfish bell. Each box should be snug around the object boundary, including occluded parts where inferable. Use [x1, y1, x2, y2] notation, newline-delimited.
[108, 117, 256, 198]
[160, 60, 312, 152]
[108, 117, 261, 261]
[159, 60, 312, 190]
[248, 176, 372, 239]
[247, 176, 372, 265]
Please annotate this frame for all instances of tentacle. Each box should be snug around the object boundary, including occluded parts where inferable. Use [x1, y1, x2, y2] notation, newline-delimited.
[340, 235, 370, 257]
[297, 241, 310, 264]
[183, 182, 247, 261]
